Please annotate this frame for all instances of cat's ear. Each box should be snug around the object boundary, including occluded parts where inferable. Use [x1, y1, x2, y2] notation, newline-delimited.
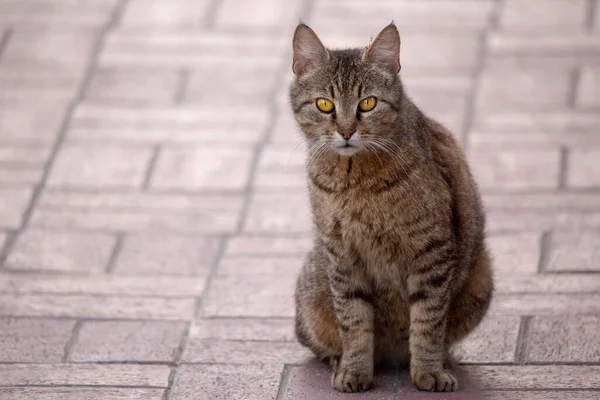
[292, 24, 329, 76]
[363, 23, 401, 74]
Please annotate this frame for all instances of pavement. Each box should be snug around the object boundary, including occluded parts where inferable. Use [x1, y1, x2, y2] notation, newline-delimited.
[0, 0, 599, 399]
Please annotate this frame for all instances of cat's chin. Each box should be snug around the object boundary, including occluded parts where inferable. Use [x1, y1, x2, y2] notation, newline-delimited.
[334, 146, 361, 157]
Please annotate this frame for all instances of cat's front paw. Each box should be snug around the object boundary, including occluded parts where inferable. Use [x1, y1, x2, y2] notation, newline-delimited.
[411, 368, 457, 392]
[331, 367, 372, 392]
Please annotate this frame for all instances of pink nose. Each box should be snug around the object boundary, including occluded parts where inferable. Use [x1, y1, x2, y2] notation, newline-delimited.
[339, 130, 356, 140]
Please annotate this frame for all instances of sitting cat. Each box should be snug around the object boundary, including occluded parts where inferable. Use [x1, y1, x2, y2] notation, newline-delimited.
[291, 23, 493, 393]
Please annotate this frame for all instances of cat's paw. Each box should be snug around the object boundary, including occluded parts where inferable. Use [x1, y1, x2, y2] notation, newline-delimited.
[331, 367, 372, 392]
[411, 368, 457, 392]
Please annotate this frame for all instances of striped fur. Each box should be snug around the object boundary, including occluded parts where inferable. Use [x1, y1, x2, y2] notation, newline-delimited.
[291, 24, 493, 393]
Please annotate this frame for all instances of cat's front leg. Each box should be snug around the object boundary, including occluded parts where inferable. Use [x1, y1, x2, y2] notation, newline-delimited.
[407, 256, 457, 392]
[327, 261, 374, 392]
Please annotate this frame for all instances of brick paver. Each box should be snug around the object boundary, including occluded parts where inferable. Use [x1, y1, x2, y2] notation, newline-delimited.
[0, 0, 599, 399]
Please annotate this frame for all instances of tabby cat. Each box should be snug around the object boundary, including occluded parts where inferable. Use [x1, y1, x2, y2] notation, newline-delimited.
[291, 23, 493, 393]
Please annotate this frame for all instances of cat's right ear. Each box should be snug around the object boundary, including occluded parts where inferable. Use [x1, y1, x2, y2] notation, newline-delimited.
[292, 24, 329, 76]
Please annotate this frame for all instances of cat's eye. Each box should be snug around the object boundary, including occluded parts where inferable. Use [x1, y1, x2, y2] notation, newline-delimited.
[316, 98, 335, 114]
[358, 97, 377, 112]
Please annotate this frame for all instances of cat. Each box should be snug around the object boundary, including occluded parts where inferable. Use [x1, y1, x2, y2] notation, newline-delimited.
[290, 23, 494, 393]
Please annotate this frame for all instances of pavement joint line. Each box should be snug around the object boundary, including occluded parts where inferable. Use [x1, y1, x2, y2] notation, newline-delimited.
[567, 67, 581, 108]
[202, 0, 222, 29]
[514, 316, 532, 364]
[104, 232, 125, 273]
[162, 321, 192, 400]
[537, 230, 552, 273]
[62, 320, 84, 363]
[275, 364, 293, 400]
[587, 0, 598, 31]
[141, 145, 161, 190]
[558, 146, 569, 190]
[0, 29, 12, 62]
[173, 69, 190, 104]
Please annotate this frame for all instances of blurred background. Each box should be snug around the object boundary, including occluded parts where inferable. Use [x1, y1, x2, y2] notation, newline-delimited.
[0, 0, 599, 399]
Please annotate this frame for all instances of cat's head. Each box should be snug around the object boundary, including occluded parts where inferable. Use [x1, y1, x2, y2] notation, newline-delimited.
[290, 23, 404, 157]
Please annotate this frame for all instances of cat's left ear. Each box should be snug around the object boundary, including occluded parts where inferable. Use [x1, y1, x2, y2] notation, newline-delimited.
[292, 24, 329, 76]
[363, 23, 401, 74]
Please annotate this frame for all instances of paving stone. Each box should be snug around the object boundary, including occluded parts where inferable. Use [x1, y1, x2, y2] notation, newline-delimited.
[0, 294, 195, 320]
[495, 274, 600, 294]
[477, 68, 571, 111]
[85, 68, 179, 105]
[0, 167, 42, 184]
[485, 193, 600, 211]
[499, 0, 588, 29]
[243, 193, 311, 233]
[567, 149, 600, 188]
[312, 1, 494, 29]
[527, 316, 600, 362]
[487, 211, 600, 232]
[453, 316, 520, 364]
[577, 66, 600, 108]
[171, 364, 283, 400]
[255, 145, 306, 189]
[48, 144, 152, 188]
[225, 236, 312, 256]
[270, 110, 302, 144]
[150, 147, 253, 191]
[184, 339, 311, 364]
[489, 32, 600, 57]
[0, 145, 51, 165]
[192, 318, 295, 341]
[215, 0, 300, 29]
[475, 110, 600, 132]
[546, 231, 600, 272]
[0, 364, 170, 387]
[487, 234, 541, 274]
[470, 150, 561, 189]
[114, 234, 220, 275]
[202, 258, 302, 317]
[120, 0, 210, 27]
[461, 365, 600, 389]
[0, 97, 69, 143]
[5, 229, 115, 273]
[489, 294, 600, 316]
[71, 321, 186, 362]
[282, 363, 398, 400]
[0, 274, 206, 297]
[0, 317, 75, 362]
[0, 187, 32, 229]
[0, 388, 165, 400]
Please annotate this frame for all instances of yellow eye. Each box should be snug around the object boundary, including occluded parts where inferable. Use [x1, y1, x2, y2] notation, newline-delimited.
[316, 98, 335, 113]
[358, 97, 377, 112]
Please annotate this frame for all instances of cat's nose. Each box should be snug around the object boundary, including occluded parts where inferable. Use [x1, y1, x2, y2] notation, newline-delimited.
[338, 129, 356, 140]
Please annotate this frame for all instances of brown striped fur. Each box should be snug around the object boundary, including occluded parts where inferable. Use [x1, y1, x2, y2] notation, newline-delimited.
[290, 23, 493, 393]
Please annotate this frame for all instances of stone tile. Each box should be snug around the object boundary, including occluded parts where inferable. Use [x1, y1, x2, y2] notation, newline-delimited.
[282, 363, 398, 400]
[470, 150, 561, 189]
[0, 318, 75, 362]
[0, 167, 42, 184]
[489, 294, 600, 316]
[487, 234, 541, 274]
[0, 97, 69, 143]
[489, 32, 600, 57]
[192, 318, 295, 341]
[461, 365, 600, 389]
[495, 274, 600, 294]
[202, 258, 302, 317]
[487, 211, 600, 232]
[454, 316, 520, 363]
[0, 294, 195, 320]
[475, 110, 600, 132]
[30, 208, 240, 234]
[120, 0, 210, 27]
[527, 316, 600, 362]
[185, 64, 279, 105]
[215, 0, 300, 29]
[171, 364, 283, 400]
[0, 145, 51, 165]
[85, 68, 179, 105]
[48, 144, 152, 188]
[71, 321, 186, 362]
[546, 231, 600, 272]
[150, 147, 253, 191]
[0, 274, 206, 297]
[312, 1, 494, 29]
[477, 68, 571, 111]
[0, 364, 170, 387]
[255, 145, 306, 189]
[0, 388, 165, 400]
[270, 110, 302, 144]
[567, 149, 600, 188]
[576, 66, 600, 108]
[500, 0, 588, 29]
[243, 193, 311, 233]
[184, 339, 311, 364]
[5, 230, 115, 273]
[114, 234, 220, 275]
[0, 187, 32, 229]
[226, 236, 312, 256]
